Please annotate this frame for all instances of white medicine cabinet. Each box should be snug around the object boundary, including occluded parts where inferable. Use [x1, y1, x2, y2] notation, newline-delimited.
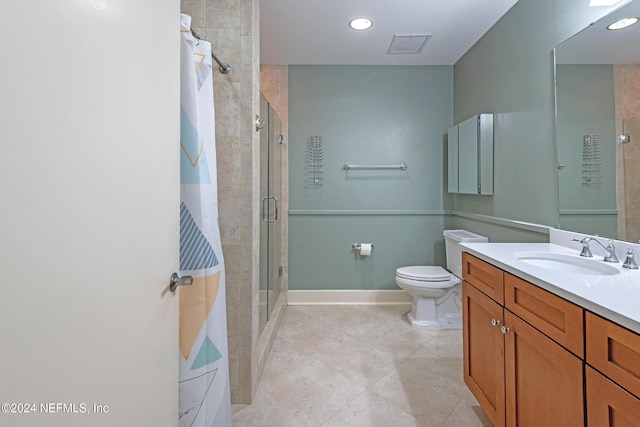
[448, 113, 494, 195]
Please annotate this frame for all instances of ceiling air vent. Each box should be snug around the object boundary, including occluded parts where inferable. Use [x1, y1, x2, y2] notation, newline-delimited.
[387, 34, 432, 54]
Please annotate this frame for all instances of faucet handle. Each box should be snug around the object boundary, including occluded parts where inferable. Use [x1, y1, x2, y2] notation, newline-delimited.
[623, 249, 639, 270]
[605, 240, 619, 263]
[572, 238, 593, 257]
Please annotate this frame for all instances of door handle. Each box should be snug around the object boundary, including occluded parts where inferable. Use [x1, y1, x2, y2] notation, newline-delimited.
[169, 272, 193, 292]
[262, 197, 268, 222]
[262, 196, 279, 222]
[272, 196, 279, 221]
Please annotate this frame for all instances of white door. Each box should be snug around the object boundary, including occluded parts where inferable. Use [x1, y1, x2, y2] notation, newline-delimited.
[0, 2, 180, 426]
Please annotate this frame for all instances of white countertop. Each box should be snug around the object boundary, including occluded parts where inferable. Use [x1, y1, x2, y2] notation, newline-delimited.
[461, 242, 640, 334]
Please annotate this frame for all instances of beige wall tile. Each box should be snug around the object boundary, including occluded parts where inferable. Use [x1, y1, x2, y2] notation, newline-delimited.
[182, 0, 287, 404]
[182, 0, 260, 405]
[213, 81, 241, 137]
[616, 64, 640, 241]
[181, 0, 206, 27]
[206, 0, 241, 28]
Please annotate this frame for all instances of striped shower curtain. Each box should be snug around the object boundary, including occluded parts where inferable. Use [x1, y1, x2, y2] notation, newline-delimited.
[178, 14, 231, 427]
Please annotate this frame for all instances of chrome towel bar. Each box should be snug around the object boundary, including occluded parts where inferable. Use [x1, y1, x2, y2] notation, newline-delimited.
[343, 163, 407, 171]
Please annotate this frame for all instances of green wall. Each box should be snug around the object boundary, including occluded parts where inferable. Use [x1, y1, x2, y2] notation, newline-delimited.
[286, 1, 623, 291]
[288, 65, 453, 290]
[556, 64, 617, 237]
[451, 0, 620, 239]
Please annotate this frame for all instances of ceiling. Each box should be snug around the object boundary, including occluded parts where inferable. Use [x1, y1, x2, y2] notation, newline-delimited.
[555, 0, 640, 64]
[260, 0, 519, 66]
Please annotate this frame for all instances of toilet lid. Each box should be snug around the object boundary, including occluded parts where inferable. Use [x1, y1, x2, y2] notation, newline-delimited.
[396, 266, 452, 282]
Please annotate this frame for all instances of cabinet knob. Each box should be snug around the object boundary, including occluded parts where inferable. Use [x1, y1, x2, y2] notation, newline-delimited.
[501, 325, 511, 334]
[491, 318, 501, 326]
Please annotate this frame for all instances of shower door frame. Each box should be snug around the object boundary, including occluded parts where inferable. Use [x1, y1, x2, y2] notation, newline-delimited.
[259, 93, 283, 335]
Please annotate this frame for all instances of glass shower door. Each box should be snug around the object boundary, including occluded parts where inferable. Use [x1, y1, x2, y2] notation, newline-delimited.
[259, 93, 283, 335]
[621, 116, 640, 241]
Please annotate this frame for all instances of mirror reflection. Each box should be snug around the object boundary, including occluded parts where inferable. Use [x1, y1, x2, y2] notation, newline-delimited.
[555, 0, 640, 242]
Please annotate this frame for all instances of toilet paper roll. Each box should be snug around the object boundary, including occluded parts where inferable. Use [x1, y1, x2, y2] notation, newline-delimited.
[359, 243, 372, 256]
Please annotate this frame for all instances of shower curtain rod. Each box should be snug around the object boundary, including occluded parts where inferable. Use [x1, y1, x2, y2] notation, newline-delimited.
[190, 29, 231, 74]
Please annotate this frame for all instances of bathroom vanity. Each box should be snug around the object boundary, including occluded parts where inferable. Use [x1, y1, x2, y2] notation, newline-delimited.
[460, 242, 640, 427]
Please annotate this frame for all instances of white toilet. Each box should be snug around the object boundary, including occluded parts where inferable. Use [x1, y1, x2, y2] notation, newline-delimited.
[395, 229, 488, 330]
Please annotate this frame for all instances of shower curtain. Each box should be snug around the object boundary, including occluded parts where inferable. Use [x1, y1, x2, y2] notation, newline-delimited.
[178, 14, 231, 427]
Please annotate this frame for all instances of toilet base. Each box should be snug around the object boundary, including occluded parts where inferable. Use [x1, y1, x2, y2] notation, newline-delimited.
[405, 286, 462, 330]
[407, 311, 462, 330]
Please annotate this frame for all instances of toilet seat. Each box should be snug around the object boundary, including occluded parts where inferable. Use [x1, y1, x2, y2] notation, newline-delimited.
[396, 266, 452, 282]
[395, 266, 459, 290]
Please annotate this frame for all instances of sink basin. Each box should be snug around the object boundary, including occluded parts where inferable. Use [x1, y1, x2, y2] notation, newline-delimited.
[514, 251, 620, 276]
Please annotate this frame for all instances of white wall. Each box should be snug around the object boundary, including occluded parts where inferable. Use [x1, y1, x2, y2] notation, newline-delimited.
[0, 1, 180, 426]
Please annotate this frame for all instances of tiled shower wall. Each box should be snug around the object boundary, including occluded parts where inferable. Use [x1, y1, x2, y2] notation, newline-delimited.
[180, 0, 261, 403]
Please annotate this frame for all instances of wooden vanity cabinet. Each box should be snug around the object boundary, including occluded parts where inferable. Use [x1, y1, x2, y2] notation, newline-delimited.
[585, 312, 640, 426]
[462, 253, 584, 427]
[463, 252, 640, 426]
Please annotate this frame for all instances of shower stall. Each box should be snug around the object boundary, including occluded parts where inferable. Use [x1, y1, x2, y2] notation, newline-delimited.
[259, 93, 284, 334]
[620, 116, 640, 241]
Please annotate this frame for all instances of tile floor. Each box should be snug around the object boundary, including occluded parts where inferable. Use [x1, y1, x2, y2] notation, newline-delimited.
[232, 305, 492, 427]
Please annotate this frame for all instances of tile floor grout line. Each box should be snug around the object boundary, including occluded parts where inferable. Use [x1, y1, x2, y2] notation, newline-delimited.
[232, 305, 489, 427]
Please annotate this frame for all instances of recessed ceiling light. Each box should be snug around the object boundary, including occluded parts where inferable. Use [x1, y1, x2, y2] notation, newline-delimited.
[349, 18, 373, 31]
[607, 17, 639, 29]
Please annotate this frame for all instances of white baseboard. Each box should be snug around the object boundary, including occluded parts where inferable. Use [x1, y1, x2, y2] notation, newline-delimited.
[287, 289, 412, 305]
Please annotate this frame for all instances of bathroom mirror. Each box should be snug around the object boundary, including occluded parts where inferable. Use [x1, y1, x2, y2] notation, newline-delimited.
[554, 0, 640, 242]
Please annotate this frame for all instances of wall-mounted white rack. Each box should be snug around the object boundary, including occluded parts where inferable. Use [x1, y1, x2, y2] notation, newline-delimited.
[342, 163, 408, 171]
[305, 136, 324, 187]
[582, 134, 603, 187]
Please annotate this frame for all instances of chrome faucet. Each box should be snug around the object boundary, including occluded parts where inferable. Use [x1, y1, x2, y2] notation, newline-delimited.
[572, 237, 619, 263]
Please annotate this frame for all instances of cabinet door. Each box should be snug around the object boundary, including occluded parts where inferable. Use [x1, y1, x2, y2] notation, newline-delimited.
[458, 115, 480, 194]
[586, 366, 640, 426]
[448, 124, 459, 193]
[457, 114, 493, 195]
[504, 311, 584, 427]
[463, 282, 505, 427]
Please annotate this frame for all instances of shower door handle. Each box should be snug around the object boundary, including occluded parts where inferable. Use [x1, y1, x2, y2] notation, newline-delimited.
[262, 196, 269, 222]
[262, 196, 278, 222]
[272, 196, 279, 221]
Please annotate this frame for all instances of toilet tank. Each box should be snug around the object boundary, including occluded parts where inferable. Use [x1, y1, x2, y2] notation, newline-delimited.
[443, 229, 489, 279]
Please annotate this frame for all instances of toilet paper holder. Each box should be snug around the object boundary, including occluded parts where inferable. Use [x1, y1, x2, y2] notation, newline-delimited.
[352, 243, 374, 251]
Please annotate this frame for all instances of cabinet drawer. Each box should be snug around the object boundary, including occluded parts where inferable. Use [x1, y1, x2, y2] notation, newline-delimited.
[462, 253, 504, 304]
[586, 366, 640, 426]
[504, 273, 584, 357]
[587, 312, 640, 398]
